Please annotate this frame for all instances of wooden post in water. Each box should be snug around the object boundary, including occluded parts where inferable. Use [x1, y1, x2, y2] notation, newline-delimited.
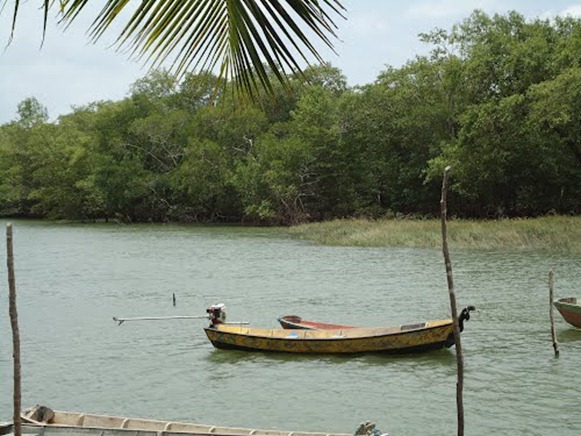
[548, 270, 559, 357]
[7, 223, 22, 436]
[440, 166, 465, 436]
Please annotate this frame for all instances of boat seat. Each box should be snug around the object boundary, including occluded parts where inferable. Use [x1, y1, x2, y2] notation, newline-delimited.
[401, 323, 425, 331]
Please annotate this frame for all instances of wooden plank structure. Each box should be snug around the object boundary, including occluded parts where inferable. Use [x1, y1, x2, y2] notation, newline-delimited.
[16, 406, 353, 436]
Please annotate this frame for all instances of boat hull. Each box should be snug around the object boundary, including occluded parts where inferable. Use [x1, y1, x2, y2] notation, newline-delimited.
[554, 297, 581, 328]
[204, 321, 456, 354]
[21, 406, 350, 436]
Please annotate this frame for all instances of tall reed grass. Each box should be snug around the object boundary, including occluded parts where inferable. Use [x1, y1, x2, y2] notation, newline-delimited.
[287, 216, 581, 253]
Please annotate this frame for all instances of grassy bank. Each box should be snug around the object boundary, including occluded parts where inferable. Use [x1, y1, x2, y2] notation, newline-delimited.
[287, 215, 581, 253]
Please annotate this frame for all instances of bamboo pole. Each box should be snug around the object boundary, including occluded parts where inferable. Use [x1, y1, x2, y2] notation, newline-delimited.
[440, 166, 464, 436]
[7, 223, 22, 436]
[112, 315, 249, 326]
[548, 270, 559, 357]
[113, 315, 209, 325]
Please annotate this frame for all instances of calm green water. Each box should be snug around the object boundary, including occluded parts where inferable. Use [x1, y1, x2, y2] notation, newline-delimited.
[1, 219, 580, 435]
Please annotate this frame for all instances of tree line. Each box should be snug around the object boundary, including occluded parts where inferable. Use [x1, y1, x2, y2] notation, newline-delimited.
[1, 11, 579, 225]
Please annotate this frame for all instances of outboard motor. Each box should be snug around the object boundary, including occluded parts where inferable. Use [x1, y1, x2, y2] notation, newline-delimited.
[444, 305, 476, 348]
[459, 305, 476, 332]
[206, 303, 227, 327]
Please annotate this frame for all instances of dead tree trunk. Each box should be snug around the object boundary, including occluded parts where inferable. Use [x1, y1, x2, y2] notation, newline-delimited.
[7, 223, 22, 436]
[440, 166, 464, 436]
[548, 270, 559, 357]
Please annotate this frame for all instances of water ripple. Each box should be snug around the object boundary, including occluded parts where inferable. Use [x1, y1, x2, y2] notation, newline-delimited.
[1, 220, 580, 435]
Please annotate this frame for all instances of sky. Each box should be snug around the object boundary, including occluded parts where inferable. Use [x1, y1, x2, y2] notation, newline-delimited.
[1, 0, 580, 124]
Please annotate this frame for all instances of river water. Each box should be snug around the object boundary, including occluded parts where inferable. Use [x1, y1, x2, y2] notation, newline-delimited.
[0, 220, 580, 435]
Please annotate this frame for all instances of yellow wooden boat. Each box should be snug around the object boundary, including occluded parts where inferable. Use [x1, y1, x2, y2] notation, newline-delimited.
[20, 405, 352, 436]
[204, 306, 475, 354]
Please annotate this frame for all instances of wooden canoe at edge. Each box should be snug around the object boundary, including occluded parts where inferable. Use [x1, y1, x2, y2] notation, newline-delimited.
[19, 405, 350, 436]
[554, 297, 581, 328]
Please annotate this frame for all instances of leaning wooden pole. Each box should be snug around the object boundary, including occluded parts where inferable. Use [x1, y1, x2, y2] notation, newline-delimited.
[548, 270, 559, 357]
[7, 223, 22, 436]
[440, 166, 464, 436]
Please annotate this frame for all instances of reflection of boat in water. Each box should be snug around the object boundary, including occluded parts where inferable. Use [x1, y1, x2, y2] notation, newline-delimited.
[556, 327, 581, 344]
[553, 297, 581, 328]
[204, 305, 475, 355]
[18, 405, 352, 436]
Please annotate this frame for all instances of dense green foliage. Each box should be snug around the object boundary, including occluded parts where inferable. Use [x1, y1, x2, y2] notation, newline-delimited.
[1, 11, 579, 224]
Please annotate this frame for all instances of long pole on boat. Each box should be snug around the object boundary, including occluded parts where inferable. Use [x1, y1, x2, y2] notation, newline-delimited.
[548, 270, 559, 357]
[440, 166, 465, 436]
[7, 223, 22, 436]
[113, 315, 209, 325]
[113, 315, 250, 326]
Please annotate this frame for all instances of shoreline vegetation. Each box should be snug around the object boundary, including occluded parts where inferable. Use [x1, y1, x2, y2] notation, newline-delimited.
[287, 215, 581, 254]
[1, 12, 579, 225]
[3, 215, 579, 254]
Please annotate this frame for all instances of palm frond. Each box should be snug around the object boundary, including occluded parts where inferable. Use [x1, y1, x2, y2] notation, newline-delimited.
[7, 0, 51, 46]
[51, 0, 346, 100]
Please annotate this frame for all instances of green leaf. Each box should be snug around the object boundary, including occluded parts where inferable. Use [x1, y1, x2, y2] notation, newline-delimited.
[47, 0, 346, 100]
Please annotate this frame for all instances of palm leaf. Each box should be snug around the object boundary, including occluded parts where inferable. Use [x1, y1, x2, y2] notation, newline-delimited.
[7, 0, 51, 45]
[9, 0, 345, 100]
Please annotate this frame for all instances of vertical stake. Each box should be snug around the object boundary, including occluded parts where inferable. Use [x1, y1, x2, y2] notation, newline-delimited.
[440, 166, 464, 436]
[548, 270, 559, 357]
[7, 223, 22, 436]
